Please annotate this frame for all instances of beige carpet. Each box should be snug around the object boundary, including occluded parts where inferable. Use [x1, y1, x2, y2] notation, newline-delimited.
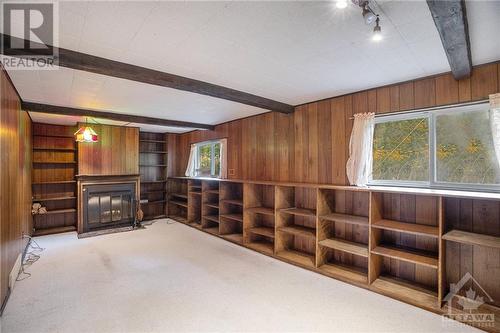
[1, 220, 479, 333]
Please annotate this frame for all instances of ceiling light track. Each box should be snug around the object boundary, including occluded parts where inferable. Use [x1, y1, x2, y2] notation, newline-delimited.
[335, 0, 383, 42]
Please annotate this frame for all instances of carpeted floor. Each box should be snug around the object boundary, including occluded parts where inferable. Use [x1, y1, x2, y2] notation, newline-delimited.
[1, 219, 478, 332]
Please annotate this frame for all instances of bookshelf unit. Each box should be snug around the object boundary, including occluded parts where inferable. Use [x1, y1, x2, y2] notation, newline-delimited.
[163, 177, 500, 330]
[317, 189, 369, 284]
[275, 186, 317, 268]
[369, 192, 441, 307]
[219, 182, 244, 244]
[243, 183, 275, 255]
[201, 180, 220, 235]
[167, 178, 188, 222]
[187, 179, 202, 229]
[31, 123, 78, 236]
[139, 132, 168, 220]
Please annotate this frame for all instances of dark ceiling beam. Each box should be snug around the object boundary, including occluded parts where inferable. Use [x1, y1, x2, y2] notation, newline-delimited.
[21, 101, 215, 130]
[1, 34, 294, 114]
[427, 0, 472, 79]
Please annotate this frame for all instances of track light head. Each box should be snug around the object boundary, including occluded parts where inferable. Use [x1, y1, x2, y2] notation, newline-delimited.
[336, 0, 348, 9]
[362, 5, 377, 24]
[372, 17, 382, 41]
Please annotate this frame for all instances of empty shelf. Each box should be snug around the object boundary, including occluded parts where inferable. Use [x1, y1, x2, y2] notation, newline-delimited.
[169, 200, 188, 208]
[320, 213, 368, 226]
[318, 238, 368, 257]
[221, 199, 243, 206]
[187, 221, 202, 229]
[443, 229, 500, 249]
[204, 226, 219, 235]
[222, 233, 243, 244]
[220, 214, 243, 222]
[278, 225, 316, 239]
[371, 246, 438, 269]
[248, 227, 275, 238]
[34, 208, 76, 215]
[318, 263, 368, 284]
[205, 203, 219, 209]
[277, 249, 315, 268]
[371, 276, 438, 310]
[203, 215, 220, 223]
[372, 219, 439, 238]
[247, 241, 274, 255]
[205, 190, 219, 194]
[139, 151, 168, 154]
[144, 200, 166, 205]
[188, 191, 202, 195]
[140, 180, 167, 184]
[33, 147, 76, 151]
[247, 207, 274, 216]
[167, 215, 187, 223]
[33, 161, 77, 164]
[139, 139, 165, 143]
[280, 208, 316, 217]
[171, 193, 188, 199]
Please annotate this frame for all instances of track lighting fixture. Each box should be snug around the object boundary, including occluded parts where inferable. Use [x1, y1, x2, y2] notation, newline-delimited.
[372, 16, 382, 41]
[362, 4, 377, 24]
[336, 0, 348, 9]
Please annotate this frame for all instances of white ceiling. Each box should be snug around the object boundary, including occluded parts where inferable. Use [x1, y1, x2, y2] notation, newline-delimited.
[4, 0, 500, 133]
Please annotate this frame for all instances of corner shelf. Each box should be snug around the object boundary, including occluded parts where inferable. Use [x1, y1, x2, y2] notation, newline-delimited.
[140, 132, 169, 221]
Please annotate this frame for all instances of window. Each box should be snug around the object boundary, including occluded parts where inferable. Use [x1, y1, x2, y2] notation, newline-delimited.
[370, 102, 500, 190]
[195, 140, 221, 177]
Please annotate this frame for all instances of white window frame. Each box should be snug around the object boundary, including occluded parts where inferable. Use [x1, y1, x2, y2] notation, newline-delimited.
[369, 100, 500, 192]
[194, 139, 221, 178]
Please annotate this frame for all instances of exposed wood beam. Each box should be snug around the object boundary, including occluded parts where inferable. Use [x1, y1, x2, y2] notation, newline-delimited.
[21, 101, 215, 130]
[427, 0, 472, 80]
[1, 34, 294, 114]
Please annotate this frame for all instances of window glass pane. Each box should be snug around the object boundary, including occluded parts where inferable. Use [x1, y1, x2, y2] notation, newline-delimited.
[436, 110, 500, 184]
[213, 143, 221, 176]
[197, 143, 212, 177]
[372, 117, 429, 182]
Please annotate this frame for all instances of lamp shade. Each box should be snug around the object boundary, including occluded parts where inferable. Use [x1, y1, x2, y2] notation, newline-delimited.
[74, 126, 98, 142]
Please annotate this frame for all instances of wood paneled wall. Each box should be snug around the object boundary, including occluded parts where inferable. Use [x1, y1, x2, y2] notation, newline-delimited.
[78, 124, 139, 176]
[0, 65, 32, 307]
[170, 61, 500, 184]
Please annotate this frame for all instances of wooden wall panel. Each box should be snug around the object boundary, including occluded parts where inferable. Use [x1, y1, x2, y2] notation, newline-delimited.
[170, 61, 500, 185]
[0, 65, 32, 307]
[78, 124, 139, 176]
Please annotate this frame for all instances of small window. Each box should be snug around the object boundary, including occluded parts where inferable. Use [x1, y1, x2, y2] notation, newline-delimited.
[195, 140, 221, 178]
[372, 116, 429, 183]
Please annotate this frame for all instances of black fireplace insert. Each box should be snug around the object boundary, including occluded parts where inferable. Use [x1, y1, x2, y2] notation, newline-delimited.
[82, 183, 136, 233]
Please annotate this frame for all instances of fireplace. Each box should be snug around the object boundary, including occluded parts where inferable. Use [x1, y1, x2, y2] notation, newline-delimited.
[76, 175, 140, 234]
[82, 183, 136, 233]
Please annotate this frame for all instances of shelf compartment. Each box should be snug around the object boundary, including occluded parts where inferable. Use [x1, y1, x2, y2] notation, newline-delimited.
[371, 276, 439, 310]
[169, 200, 188, 208]
[188, 221, 202, 229]
[371, 245, 438, 269]
[247, 207, 274, 216]
[280, 207, 316, 217]
[168, 215, 187, 223]
[276, 249, 315, 268]
[32, 180, 76, 185]
[442, 229, 500, 249]
[248, 226, 274, 239]
[189, 191, 202, 196]
[372, 219, 439, 238]
[318, 238, 368, 257]
[221, 233, 243, 244]
[205, 203, 219, 209]
[220, 214, 243, 222]
[221, 199, 243, 206]
[205, 189, 219, 195]
[203, 215, 220, 223]
[204, 226, 219, 235]
[144, 200, 166, 205]
[320, 213, 368, 226]
[247, 241, 274, 255]
[318, 263, 368, 284]
[278, 225, 316, 239]
[171, 193, 188, 199]
[139, 139, 166, 143]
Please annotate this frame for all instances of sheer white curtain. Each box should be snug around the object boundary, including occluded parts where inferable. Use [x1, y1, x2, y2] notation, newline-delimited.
[185, 144, 197, 177]
[490, 93, 500, 169]
[346, 113, 375, 186]
[220, 138, 228, 179]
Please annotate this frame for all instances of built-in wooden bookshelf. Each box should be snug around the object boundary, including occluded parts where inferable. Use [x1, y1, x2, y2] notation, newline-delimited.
[139, 132, 168, 220]
[31, 123, 78, 236]
[165, 177, 500, 330]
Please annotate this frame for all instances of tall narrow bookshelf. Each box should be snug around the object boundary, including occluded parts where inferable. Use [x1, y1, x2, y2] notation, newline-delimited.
[32, 123, 78, 236]
[139, 132, 168, 220]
